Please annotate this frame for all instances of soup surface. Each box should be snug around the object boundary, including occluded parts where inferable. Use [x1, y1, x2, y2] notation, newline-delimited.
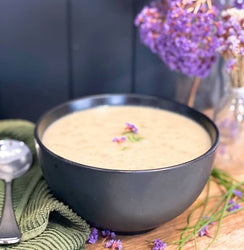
[42, 106, 211, 170]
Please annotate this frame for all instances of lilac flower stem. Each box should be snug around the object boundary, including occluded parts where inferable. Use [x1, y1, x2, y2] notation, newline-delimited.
[178, 181, 244, 249]
[178, 181, 211, 248]
[205, 186, 233, 249]
[187, 77, 200, 107]
[180, 180, 211, 246]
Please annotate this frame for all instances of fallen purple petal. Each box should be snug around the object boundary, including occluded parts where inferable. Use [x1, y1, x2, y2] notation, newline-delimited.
[105, 239, 123, 250]
[152, 239, 167, 250]
[88, 228, 98, 244]
[233, 189, 242, 198]
[101, 230, 116, 239]
[199, 225, 211, 238]
[227, 199, 241, 212]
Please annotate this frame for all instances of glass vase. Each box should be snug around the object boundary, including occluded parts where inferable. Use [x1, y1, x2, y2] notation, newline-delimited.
[213, 86, 244, 145]
[213, 81, 244, 168]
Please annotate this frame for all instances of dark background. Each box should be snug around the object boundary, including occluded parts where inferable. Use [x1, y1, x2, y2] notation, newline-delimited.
[0, 0, 222, 122]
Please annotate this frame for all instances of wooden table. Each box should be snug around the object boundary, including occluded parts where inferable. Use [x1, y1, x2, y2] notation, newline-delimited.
[86, 123, 244, 250]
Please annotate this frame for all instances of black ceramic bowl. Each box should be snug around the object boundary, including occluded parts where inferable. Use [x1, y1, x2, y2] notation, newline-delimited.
[34, 94, 219, 233]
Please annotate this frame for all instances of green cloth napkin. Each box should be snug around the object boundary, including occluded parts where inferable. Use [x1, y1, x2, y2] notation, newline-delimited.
[0, 120, 90, 250]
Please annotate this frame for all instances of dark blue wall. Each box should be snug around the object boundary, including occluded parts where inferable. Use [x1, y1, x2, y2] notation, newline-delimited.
[0, 0, 220, 121]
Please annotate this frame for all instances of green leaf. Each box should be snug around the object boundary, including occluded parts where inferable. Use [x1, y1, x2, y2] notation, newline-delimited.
[133, 134, 143, 141]
[125, 133, 143, 143]
[127, 134, 134, 142]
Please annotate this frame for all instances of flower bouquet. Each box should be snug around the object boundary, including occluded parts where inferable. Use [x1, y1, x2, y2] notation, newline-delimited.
[214, 6, 244, 144]
[135, 0, 219, 107]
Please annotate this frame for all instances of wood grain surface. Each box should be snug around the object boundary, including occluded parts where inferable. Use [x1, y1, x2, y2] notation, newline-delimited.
[86, 119, 244, 250]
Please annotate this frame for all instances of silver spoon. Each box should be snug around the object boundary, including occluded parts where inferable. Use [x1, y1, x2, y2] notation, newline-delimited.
[0, 140, 32, 244]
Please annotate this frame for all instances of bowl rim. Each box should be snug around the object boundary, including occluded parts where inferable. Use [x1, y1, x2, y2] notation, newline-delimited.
[34, 93, 219, 173]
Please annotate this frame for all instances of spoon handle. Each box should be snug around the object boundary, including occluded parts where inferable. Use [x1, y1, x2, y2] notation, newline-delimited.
[0, 181, 21, 244]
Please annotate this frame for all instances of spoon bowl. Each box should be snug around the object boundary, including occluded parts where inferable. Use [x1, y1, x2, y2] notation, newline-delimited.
[0, 139, 32, 244]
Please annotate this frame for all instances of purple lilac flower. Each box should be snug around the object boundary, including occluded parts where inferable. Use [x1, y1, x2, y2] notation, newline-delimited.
[225, 58, 237, 73]
[102, 230, 116, 239]
[112, 137, 126, 144]
[233, 189, 243, 198]
[105, 239, 123, 250]
[227, 199, 241, 212]
[125, 122, 138, 133]
[234, 0, 244, 9]
[134, 2, 168, 54]
[199, 225, 211, 237]
[88, 228, 98, 244]
[135, 0, 219, 78]
[217, 10, 244, 57]
[152, 239, 167, 250]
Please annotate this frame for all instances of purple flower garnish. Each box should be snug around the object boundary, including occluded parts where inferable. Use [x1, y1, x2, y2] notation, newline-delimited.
[102, 230, 116, 239]
[135, 0, 219, 78]
[199, 225, 211, 237]
[88, 228, 98, 244]
[125, 122, 138, 134]
[112, 137, 126, 144]
[152, 239, 167, 250]
[233, 189, 243, 198]
[227, 199, 241, 212]
[105, 239, 123, 250]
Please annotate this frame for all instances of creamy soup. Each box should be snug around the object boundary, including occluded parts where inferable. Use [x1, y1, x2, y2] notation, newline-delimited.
[42, 106, 211, 170]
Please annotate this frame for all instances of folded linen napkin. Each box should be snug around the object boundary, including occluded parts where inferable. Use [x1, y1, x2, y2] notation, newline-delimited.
[0, 120, 90, 250]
